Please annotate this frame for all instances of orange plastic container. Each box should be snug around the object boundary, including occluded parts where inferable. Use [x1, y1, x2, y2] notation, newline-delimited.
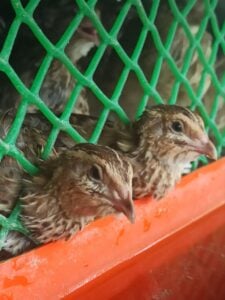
[0, 158, 225, 300]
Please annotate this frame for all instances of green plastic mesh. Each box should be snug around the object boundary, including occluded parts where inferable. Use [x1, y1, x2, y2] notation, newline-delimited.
[0, 0, 225, 248]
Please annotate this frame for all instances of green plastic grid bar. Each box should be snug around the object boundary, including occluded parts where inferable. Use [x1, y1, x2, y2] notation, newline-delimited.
[0, 0, 224, 248]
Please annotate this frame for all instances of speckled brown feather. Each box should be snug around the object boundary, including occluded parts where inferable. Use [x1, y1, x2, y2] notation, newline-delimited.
[1, 143, 134, 259]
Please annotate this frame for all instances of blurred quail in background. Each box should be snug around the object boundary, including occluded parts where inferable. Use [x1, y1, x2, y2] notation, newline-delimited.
[0, 1, 99, 114]
[87, 0, 214, 119]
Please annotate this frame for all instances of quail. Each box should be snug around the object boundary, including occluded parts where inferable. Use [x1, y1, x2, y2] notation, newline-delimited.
[1, 105, 217, 201]
[0, 10, 99, 114]
[0, 143, 134, 259]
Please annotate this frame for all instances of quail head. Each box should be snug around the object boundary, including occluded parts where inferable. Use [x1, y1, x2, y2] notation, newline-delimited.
[124, 105, 217, 199]
[1, 143, 134, 258]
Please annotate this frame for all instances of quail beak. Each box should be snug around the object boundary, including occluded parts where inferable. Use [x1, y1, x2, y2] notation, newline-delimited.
[192, 138, 217, 160]
[112, 190, 135, 224]
[201, 140, 217, 160]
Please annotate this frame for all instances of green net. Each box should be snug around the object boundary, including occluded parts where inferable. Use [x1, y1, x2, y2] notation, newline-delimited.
[0, 0, 224, 249]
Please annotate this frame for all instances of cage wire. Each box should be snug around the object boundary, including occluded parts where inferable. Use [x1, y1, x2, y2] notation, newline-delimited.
[0, 0, 225, 249]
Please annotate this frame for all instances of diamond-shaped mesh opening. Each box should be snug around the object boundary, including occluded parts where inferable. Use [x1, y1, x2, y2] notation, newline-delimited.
[0, 0, 225, 252]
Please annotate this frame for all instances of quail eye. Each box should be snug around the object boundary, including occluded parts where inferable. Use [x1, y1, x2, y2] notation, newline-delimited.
[89, 165, 102, 181]
[171, 121, 183, 133]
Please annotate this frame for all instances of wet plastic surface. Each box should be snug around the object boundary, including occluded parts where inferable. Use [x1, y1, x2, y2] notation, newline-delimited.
[0, 158, 225, 300]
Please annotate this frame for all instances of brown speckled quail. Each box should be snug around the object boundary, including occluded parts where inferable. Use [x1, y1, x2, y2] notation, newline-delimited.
[0, 143, 134, 259]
